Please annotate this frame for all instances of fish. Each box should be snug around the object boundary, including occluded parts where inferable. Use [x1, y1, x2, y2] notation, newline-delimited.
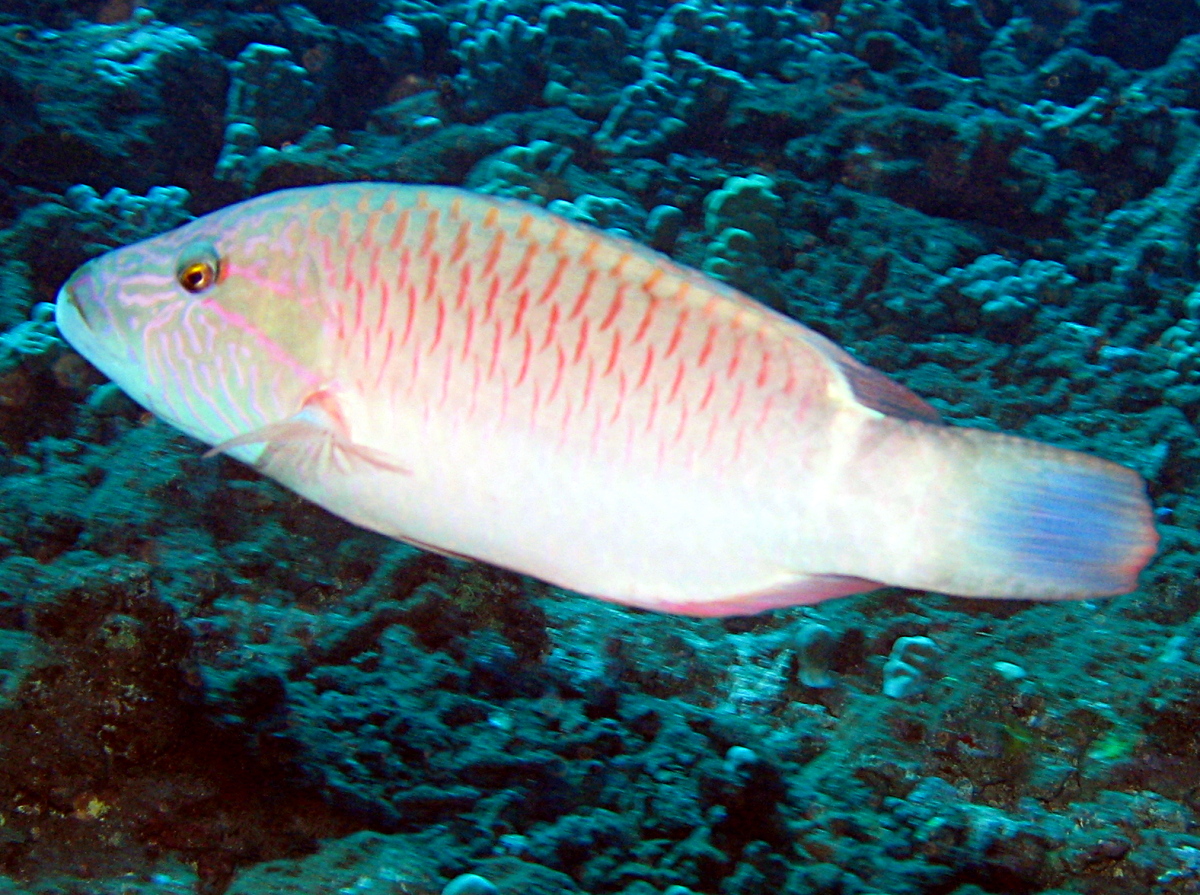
[54, 183, 1159, 616]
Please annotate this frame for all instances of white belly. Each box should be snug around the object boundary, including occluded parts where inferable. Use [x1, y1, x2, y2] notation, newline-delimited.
[282, 397, 818, 611]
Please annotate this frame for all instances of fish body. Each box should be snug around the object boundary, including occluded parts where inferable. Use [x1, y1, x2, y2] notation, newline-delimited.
[56, 184, 1158, 615]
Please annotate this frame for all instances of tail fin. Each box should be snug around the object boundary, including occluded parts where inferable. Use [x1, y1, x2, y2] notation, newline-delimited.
[852, 420, 1159, 600]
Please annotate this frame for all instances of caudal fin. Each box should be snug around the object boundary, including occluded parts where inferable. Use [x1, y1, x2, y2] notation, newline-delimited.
[859, 422, 1159, 600]
[975, 435, 1158, 597]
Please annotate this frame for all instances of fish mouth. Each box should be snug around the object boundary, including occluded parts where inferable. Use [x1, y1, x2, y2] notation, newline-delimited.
[60, 285, 91, 329]
[56, 267, 103, 337]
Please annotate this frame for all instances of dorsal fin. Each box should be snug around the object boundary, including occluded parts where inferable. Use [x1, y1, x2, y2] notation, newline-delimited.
[627, 248, 943, 424]
[788, 324, 942, 424]
[834, 356, 942, 424]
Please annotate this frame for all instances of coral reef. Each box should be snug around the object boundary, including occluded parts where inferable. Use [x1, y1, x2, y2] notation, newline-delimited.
[0, 1, 1198, 894]
[450, 0, 549, 121]
[701, 173, 783, 300]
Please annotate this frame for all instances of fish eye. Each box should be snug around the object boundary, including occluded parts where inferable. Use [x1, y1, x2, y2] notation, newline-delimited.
[176, 243, 221, 294]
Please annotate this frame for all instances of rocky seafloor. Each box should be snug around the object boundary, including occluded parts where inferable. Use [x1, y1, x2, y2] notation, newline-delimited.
[1, 1, 1200, 893]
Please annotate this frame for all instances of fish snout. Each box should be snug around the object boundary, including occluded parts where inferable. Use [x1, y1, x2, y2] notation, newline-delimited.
[55, 264, 124, 376]
[56, 267, 101, 333]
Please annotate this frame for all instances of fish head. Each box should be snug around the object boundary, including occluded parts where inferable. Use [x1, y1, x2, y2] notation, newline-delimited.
[55, 199, 329, 454]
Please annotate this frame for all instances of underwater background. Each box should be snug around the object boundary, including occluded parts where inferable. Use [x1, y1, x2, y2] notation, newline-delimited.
[0, 0, 1198, 893]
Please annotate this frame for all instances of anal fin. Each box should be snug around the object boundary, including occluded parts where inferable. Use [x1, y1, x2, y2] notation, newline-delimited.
[655, 574, 883, 617]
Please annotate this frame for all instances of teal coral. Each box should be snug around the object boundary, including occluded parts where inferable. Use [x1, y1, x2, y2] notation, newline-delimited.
[225, 43, 316, 148]
[0, 303, 62, 376]
[882, 635, 942, 699]
[701, 173, 783, 299]
[547, 194, 641, 238]
[450, 0, 548, 119]
[936, 254, 1077, 332]
[63, 184, 193, 251]
[540, 2, 637, 121]
[466, 139, 575, 205]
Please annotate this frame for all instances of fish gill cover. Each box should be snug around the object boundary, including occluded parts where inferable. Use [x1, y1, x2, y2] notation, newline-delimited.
[0, 1, 1197, 894]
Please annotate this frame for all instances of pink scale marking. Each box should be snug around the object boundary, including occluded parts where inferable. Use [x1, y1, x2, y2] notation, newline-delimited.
[635, 344, 655, 391]
[569, 269, 597, 320]
[603, 329, 622, 378]
[539, 256, 567, 306]
[419, 209, 439, 258]
[667, 359, 686, 405]
[599, 285, 624, 331]
[664, 308, 688, 358]
[539, 303, 560, 354]
[514, 329, 533, 388]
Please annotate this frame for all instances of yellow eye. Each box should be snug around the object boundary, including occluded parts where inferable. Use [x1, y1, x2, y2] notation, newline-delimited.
[176, 242, 221, 294]
[178, 260, 215, 293]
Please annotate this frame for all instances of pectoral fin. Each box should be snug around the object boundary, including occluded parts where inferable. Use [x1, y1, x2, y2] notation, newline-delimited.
[203, 390, 408, 482]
